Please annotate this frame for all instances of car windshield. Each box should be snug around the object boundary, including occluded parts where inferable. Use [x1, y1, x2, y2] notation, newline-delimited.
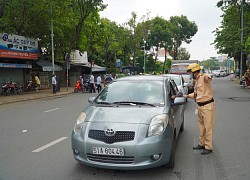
[95, 80, 164, 106]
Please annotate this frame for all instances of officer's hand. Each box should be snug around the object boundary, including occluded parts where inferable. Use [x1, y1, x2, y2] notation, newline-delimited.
[171, 95, 176, 99]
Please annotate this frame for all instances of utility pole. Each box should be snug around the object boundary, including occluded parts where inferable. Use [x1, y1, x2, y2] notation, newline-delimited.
[50, 0, 55, 75]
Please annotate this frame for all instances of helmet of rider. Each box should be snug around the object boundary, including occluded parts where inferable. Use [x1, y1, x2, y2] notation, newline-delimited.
[189, 63, 201, 73]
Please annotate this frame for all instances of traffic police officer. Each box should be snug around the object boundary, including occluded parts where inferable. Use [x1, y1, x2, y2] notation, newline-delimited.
[184, 63, 215, 155]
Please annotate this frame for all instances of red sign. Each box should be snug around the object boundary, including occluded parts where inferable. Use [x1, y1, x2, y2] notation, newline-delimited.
[0, 49, 38, 60]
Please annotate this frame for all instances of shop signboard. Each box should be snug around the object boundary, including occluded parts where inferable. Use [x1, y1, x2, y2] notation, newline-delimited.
[0, 63, 32, 68]
[0, 33, 39, 60]
[70, 50, 88, 64]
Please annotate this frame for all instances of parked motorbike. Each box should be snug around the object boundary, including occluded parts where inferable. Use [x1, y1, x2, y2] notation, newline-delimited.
[24, 80, 37, 92]
[240, 77, 250, 88]
[74, 80, 82, 93]
[1, 80, 22, 95]
[83, 81, 90, 93]
[74, 80, 90, 93]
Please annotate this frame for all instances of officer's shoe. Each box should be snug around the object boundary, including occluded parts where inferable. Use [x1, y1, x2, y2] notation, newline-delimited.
[201, 149, 212, 155]
[193, 144, 205, 150]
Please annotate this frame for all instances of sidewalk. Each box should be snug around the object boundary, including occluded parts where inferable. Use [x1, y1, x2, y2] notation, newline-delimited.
[0, 87, 75, 105]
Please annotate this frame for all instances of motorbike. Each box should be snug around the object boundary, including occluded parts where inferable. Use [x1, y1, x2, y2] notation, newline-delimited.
[24, 80, 37, 92]
[1, 80, 22, 95]
[74, 80, 82, 93]
[82, 81, 90, 93]
[240, 77, 250, 88]
[74, 80, 90, 93]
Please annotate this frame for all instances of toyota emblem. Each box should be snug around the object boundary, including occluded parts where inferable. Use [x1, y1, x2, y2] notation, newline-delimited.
[105, 129, 116, 137]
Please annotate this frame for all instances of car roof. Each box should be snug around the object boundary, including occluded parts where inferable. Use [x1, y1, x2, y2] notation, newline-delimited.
[115, 75, 169, 82]
[162, 74, 182, 78]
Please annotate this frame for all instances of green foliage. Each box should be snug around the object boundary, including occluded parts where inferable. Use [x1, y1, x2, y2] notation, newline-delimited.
[170, 15, 198, 59]
[0, 1, 198, 75]
[176, 47, 190, 60]
[214, 1, 250, 71]
[245, 36, 250, 53]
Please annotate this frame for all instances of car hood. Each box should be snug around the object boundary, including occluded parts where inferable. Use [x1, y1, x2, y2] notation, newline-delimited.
[84, 106, 167, 124]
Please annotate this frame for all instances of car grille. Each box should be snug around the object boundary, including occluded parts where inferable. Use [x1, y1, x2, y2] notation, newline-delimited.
[88, 130, 135, 144]
[87, 153, 134, 164]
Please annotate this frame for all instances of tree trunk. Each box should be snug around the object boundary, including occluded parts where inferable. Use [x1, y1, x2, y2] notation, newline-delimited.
[162, 47, 167, 74]
[57, 17, 85, 91]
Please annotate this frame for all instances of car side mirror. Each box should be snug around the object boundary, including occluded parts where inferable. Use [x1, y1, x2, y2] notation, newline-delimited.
[172, 97, 185, 106]
[184, 82, 189, 87]
[88, 97, 96, 103]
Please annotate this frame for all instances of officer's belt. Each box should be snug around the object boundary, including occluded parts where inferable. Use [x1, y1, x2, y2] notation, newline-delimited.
[197, 98, 214, 106]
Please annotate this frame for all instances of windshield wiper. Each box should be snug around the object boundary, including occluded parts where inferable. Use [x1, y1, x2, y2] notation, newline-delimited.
[95, 101, 113, 106]
[113, 101, 156, 107]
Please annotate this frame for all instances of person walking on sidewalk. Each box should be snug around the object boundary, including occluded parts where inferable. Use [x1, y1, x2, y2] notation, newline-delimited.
[89, 74, 95, 93]
[34, 74, 41, 91]
[52, 74, 57, 94]
[96, 74, 102, 93]
[183, 63, 215, 155]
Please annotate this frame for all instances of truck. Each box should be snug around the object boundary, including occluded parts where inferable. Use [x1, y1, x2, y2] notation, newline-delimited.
[169, 60, 200, 75]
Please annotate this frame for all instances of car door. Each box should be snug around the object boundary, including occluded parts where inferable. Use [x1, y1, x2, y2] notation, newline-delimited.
[169, 80, 183, 134]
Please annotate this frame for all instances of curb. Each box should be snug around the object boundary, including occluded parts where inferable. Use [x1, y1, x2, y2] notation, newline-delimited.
[0, 90, 74, 105]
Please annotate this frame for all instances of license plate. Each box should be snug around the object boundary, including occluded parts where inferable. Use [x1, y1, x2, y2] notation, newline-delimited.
[92, 147, 124, 156]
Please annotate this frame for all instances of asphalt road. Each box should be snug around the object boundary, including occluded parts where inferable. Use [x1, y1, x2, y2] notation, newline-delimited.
[0, 77, 249, 180]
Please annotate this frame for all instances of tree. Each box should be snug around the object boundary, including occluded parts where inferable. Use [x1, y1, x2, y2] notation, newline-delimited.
[214, 0, 250, 74]
[126, 12, 141, 69]
[147, 16, 172, 72]
[169, 15, 198, 60]
[176, 47, 190, 60]
[57, 0, 106, 90]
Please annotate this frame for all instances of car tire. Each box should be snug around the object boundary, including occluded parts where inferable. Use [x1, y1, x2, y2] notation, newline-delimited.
[166, 136, 176, 168]
[180, 117, 184, 132]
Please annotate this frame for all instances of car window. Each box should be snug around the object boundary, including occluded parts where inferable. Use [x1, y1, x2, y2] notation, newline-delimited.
[170, 80, 178, 96]
[96, 80, 165, 105]
[165, 75, 181, 86]
[171, 76, 181, 86]
[182, 75, 191, 82]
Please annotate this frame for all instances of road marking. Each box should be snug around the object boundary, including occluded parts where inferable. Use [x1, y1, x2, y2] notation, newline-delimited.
[44, 108, 60, 113]
[32, 137, 68, 152]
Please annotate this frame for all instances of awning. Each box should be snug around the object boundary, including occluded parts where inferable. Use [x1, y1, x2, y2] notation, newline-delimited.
[82, 63, 106, 72]
[36, 60, 63, 71]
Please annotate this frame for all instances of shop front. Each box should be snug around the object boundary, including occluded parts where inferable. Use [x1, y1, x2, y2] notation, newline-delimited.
[0, 62, 32, 85]
[0, 33, 39, 86]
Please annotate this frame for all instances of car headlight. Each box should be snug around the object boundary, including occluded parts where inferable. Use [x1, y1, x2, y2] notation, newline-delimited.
[147, 114, 169, 137]
[74, 112, 86, 133]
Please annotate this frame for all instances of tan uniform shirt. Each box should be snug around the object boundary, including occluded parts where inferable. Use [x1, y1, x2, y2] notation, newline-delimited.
[189, 73, 213, 103]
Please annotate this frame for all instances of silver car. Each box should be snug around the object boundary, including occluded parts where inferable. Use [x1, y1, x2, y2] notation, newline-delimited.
[71, 75, 185, 170]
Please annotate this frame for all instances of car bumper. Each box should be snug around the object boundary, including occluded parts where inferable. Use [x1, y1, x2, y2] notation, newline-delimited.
[71, 124, 174, 170]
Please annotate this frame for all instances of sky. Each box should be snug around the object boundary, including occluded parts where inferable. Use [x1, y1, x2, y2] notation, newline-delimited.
[100, 0, 223, 61]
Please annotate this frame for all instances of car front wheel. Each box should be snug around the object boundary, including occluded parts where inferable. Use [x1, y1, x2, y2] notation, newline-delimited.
[180, 117, 184, 132]
[166, 136, 176, 168]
